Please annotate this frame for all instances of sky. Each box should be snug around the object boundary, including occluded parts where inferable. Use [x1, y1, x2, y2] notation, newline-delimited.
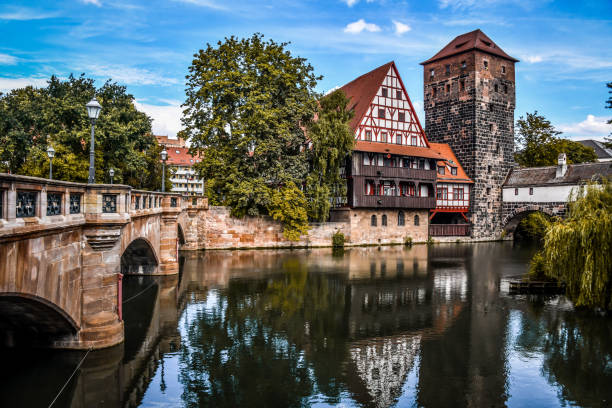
[0, 0, 610, 140]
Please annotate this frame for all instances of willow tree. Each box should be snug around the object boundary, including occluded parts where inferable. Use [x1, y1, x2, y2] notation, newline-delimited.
[305, 89, 355, 222]
[532, 179, 612, 310]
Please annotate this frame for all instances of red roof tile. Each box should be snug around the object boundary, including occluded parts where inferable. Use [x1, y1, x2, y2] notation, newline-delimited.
[428, 142, 473, 184]
[421, 29, 518, 65]
[165, 147, 200, 166]
[339, 61, 394, 131]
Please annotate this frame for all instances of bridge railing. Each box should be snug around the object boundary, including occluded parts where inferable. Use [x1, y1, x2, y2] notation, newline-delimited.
[129, 190, 182, 215]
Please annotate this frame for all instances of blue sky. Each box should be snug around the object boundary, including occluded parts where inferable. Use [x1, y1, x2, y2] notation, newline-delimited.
[1, 0, 610, 139]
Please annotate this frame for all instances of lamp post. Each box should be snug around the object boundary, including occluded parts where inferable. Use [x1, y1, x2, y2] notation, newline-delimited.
[86, 97, 102, 184]
[109, 168, 115, 184]
[160, 147, 168, 192]
[46, 145, 55, 179]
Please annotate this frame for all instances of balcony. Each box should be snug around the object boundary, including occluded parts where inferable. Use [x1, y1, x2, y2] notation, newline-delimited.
[429, 224, 471, 236]
[352, 195, 436, 209]
[355, 163, 437, 181]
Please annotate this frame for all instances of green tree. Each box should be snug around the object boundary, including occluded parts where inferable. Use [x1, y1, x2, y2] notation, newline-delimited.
[268, 182, 310, 241]
[514, 111, 597, 167]
[180, 34, 319, 238]
[0, 74, 170, 190]
[305, 89, 354, 221]
[530, 179, 612, 310]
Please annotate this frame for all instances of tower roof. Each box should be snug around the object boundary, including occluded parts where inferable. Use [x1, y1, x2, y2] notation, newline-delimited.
[339, 61, 394, 131]
[420, 29, 518, 65]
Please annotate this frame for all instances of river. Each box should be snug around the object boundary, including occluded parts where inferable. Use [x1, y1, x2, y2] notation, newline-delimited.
[1, 242, 610, 407]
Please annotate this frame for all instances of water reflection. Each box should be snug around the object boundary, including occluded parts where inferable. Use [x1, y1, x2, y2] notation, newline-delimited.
[0, 243, 611, 407]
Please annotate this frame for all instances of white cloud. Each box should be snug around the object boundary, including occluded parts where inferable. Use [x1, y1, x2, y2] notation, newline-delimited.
[134, 101, 183, 138]
[0, 53, 17, 65]
[0, 76, 48, 93]
[393, 20, 411, 35]
[343, 0, 359, 6]
[558, 114, 612, 139]
[0, 7, 59, 20]
[524, 55, 543, 63]
[83, 64, 179, 86]
[81, 0, 102, 6]
[344, 19, 381, 34]
[173, 0, 227, 11]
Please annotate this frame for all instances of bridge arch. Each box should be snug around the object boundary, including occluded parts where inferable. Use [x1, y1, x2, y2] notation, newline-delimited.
[502, 205, 555, 233]
[0, 293, 78, 346]
[121, 237, 160, 275]
[178, 223, 186, 247]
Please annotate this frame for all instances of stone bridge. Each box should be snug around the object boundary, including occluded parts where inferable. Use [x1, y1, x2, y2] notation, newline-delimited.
[500, 201, 567, 234]
[0, 173, 207, 350]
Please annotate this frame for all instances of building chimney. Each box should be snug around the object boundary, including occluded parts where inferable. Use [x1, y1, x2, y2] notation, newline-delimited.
[556, 153, 567, 178]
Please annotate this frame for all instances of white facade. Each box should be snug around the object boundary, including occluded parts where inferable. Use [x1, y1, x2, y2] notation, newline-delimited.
[170, 165, 204, 195]
[502, 184, 577, 203]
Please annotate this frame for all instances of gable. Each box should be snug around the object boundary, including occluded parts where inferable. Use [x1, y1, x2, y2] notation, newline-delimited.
[342, 63, 428, 148]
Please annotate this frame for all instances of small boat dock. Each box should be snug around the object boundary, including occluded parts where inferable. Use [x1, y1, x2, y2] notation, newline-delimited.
[506, 275, 565, 295]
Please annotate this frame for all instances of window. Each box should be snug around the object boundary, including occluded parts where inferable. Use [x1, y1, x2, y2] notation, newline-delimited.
[495, 143, 500, 154]
[365, 130, 372, 141]
[396, 133, 402, 145]
[451, 167, 457, 175]
[446, 84, 450, 93]
[398, 112, 405, 122]
[438, 166, 445, 175]
[414, 215, 420, 226]
[430, 69, 434, 78]
[504, 84, 508, 94]
[365, 180, 376, 195]
[502, 65, 506, 74]
[483, 60, 489, 70]
[514, 188, 519, 195]
[488, 202, 491, 209]
[486, 187, 491, 195]
[489, 123, 493, 132]
[494, 84, 498, 93]
[432, 87, 437, 97]
[398, 211, 405, 226]
[461, 60, 466, 69]
[378, 108, 385, 118]
[454, 188, 464, 200]
[382, 214, 387, 226]
[445, 64, 450, 74]
[411, 135, 417, 146]
[437, 187, 448, 200]
[381, 132, 388, 143]
[460, 80, 465, 91]
[382, 87, 388, 97]
[371, 215, 377, 226]
[396, 90, 402, 99]
[382, 181, 396, 196]
[487, 165, 492, 174]
[418, 159, 425, 169]
[529, 187, 534, 195]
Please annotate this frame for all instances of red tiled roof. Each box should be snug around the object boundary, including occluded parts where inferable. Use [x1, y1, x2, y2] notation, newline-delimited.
[354, 141, 445, 160]
[165, 146, 200, 166]
[428, 142, 473, 183]
[421, 29, 518, 65]
[339, 61, 394, 131]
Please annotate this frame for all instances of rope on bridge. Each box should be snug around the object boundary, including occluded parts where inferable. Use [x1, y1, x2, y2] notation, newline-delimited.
[48, 347, 92, 408]
[122, 279, 158, 304]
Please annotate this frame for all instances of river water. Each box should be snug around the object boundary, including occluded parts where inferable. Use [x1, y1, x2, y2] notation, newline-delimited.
[1, 242, 611, 407]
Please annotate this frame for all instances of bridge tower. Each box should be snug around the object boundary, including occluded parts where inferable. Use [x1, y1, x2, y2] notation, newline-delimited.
[421, 29, 518, 238]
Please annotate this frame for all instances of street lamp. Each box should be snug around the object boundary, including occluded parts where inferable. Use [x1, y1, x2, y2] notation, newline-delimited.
[46, 145, 55, 180]
[109, 168, 115, 184]
[160, 147, 168, 192]
[86, 97, 102, 184]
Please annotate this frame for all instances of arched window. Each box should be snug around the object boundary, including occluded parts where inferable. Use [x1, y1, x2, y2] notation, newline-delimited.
[382, 214, 387, 226]
[371, 215, 377, 227]
[414, 215, 420, 226]
[398, 211, 405, 226]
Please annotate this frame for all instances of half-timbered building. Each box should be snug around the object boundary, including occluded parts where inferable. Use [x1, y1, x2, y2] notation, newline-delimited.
[331, 61, 472, 242]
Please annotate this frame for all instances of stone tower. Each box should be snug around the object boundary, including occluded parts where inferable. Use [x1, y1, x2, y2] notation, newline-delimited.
[421, 29, 518, 238]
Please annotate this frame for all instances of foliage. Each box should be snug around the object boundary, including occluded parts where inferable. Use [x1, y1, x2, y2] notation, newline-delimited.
[305, 89, 355, 221]
[268, 182, 310, 241]
[517, 212, 552, 241]
[404, 236, 413, 246]
[331, 231, 345, 248]
[181, 34, 319, 221]
[530, 179, 612, 310]
[514, 111, 597, 167]
[426, 236, 434, 246]
[0, 74, 170, 190]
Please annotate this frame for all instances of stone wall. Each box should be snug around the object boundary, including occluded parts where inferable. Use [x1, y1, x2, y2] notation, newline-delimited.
[199, 206, 428, 249]
[501, 201, 567, 233]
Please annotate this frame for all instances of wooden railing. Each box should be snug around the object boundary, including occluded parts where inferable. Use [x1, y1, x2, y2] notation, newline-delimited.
[352, 195, 436, 209]
[429, 224, 471, 236]
[355, 163, 437, 181]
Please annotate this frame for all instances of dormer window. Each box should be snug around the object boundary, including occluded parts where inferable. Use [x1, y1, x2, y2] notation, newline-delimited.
[483, 60, 489, 70]
[438, 166, 445, 175]
[430, 69, 435, 78]
[451, 167, 457, 175]
[382, 87, 388, 97]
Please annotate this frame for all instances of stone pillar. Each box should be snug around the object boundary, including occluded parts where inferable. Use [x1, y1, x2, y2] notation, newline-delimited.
[159, 211, 180, 275]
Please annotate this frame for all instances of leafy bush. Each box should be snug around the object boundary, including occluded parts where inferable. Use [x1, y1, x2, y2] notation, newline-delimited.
[404, 236, 413, 246]
[426, 236, 434, 246]
[332, 231, 345, 248]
